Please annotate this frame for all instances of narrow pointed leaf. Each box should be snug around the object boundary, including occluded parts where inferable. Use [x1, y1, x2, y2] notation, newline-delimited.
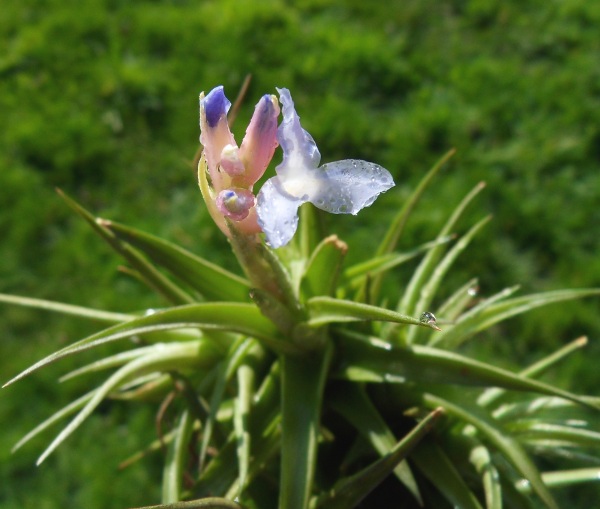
[12, 391, 94, 453]
[344, 236, 453, 289]
[421, 392, 559, 509]
[412, 440, 484, 509]
[394, 181, 486, 327]
[315, 408, 443, 509]
[515, 468, 600, 493]
[279, 345, 333, 509]
[479, 336, 588, 408]
[163, 410, 194, 503]
[329, 383, 422, 504]
[37, 342, 204, 465]
[4, 303, 282, 388]
[103, 219, 251, 302]
[57, 189, 195, 304]
[436, 278, 479, 322]
[336, 331, 596, 409]
[59, 346, 158, 382]
[468, 441, 503, 509]
[377, 148, 456, 257]
[433, 289, 600, 348]
[367, 149, 455, 303]
[508, 422, 600, 448]
[306, 297, 441, 330]
[0, 293, 132, 323]
[407, 215, 491, 344]
[300, 235, 347, 299]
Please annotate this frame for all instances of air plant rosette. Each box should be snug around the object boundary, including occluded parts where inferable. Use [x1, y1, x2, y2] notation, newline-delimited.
[3, 84, 600, 509]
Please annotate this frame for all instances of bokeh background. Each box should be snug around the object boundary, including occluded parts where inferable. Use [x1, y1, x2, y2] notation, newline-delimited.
[2, 0, 599, 507]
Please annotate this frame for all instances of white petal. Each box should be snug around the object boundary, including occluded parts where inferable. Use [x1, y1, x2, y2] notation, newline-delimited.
[275, 88, 321, 180]
[308, 159, 395, 214]
[256, 177, 307, 248]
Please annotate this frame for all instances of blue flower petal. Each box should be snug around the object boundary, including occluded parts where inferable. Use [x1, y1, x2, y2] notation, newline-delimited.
[309, 159, 395, 214]
[256, 177, 307, 248]
[203, 86, 230, 128]
[275, 88, 321, 179]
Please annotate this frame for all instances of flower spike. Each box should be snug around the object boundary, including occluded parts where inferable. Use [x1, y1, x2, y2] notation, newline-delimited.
[256, 88, 395, 248]
[199, 86, 280, 236]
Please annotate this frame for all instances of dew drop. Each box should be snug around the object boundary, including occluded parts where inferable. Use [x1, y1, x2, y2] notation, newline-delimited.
[420, 311, 437, 325]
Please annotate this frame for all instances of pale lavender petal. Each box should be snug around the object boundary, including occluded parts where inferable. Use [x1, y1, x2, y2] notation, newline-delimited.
[275, 88, 321, 179]
[237, 94, 280, 187]
[308, 159, 395, 214]
[199, 86, 236, 191]
[256, 177, 307, 248]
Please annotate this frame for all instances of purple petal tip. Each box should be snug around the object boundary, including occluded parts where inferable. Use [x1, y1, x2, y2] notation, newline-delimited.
[203, 86, 230, 128]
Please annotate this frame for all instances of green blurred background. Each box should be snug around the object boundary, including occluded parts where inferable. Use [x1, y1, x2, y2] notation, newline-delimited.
[2, 0, 599, 507]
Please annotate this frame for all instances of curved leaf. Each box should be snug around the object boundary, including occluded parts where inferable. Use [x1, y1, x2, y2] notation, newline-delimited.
[57, 189, 194, 304]
[432, 289, 600, 348]
[314, 408, 443, 509]
[335, 331, 596, 409]
[103, 220, 251, 302]
[37, 342, 207, 465]
[0, 293, 132, 323]
[4, 303, 283, 388]
[306, 297, 440, 330]
[412, 439, 484, 509]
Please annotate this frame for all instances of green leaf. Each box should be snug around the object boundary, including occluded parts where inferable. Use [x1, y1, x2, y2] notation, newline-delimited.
[515, 468, 600, 493]
[102, 219, 251, 302]
[507, 422, 600, 449]
[432, 289, 600, 348]
[421, 392, 559, 509]
[314, 408, 443, 509]
[336, 331, 596, 409]
[306, 297, 441, 330]
[3, 302, 282, 388]
[196, 362, 281, 498]
[343, 236, 454, 292]
[406, 215, 491, 345]
[436, 278, 479, 322]
[393, 181, 486, 332]
[298, 202, 324, 260]
[12, 391, 94, 453]
[300, 235, 347, 299]
[366, 149, 455, 304]
[234, 362, 253, 496]
[0, 293, 132, 323]
[36, 342, 205, 465]
[279, 345, 333, 509]
[466, 439, 503, 509]
[199, 360, 228, 473]
[478, 336, 589, 408]
[329, 383, 423, 504]
[57, 189, 195, 305]
[412, 439, 484, 509]
[376, 148, 456, 256]
[163, 410, 195, 503]
[59, 346, 158, 382]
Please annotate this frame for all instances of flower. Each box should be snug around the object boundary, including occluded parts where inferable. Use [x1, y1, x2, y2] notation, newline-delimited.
[255, 88, 395, 248]
[199, 86, 280, 235]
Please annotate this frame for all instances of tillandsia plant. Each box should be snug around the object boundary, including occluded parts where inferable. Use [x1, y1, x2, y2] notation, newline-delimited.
[3, 83, 600, 509]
